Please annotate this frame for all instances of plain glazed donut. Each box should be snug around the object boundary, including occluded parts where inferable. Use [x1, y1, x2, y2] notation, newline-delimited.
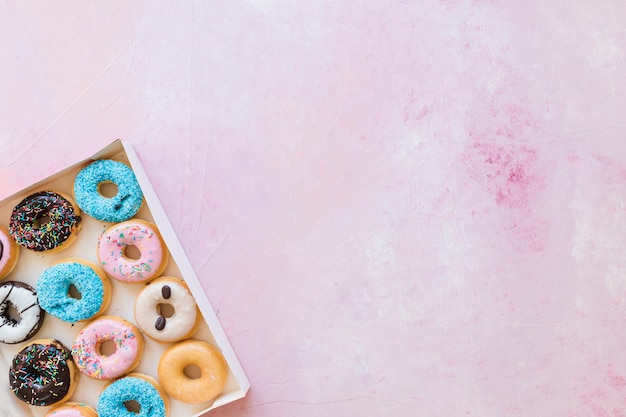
[158, 339, 228, 404]
[74, 159, 144, 223]
[0, 226, 19, 280]
[9, 191, 82, 253]
[71, 315, 144, 380]
[45, 402, 98, 417]
[134, 277, 201, 342]
[97, 219, 169, 283]
[0, 281, 45, 344]
[97, 373, 168, 417]
[10, 338, 79, 406]
[37, 258, 112, 323]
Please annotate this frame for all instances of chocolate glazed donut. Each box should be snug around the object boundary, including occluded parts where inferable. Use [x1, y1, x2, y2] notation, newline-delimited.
[9, 191, 82, 252]
[10, 339, 78, 406]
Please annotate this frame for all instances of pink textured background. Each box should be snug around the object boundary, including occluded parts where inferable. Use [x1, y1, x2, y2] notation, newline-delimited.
[2, 1, 626, 415]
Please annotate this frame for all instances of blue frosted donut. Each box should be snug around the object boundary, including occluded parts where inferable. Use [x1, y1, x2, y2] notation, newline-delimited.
[97, 374, 167, 417]
[74, 159, 144, 223]
[37, 259, 110, 323]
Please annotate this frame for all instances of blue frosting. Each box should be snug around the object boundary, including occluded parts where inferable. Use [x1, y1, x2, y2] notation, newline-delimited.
[98, 376, 166, 417]
[74, 159, 144, 223]
[37, 261, 104, 323]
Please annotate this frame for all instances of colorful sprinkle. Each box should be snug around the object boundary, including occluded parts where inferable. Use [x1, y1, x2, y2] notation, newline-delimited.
[9, 191, 81, 252]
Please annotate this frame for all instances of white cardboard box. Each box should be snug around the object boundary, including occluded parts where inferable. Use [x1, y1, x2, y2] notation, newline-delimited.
[0, 140, 250, 417]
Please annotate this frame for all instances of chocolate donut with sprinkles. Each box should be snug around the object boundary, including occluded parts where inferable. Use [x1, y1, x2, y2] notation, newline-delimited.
[9, 191, 82, 253]
[10, 338, 79, 406]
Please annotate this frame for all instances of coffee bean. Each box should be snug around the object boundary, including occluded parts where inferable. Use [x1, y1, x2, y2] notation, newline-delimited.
[161, 285, 171, 299]
[155, 316, 166, 331]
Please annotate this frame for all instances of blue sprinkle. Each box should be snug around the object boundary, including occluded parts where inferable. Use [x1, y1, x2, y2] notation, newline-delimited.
[37, 261, 105, 323]
[98, 376, 166, 417]
[74, 159, 143, 223]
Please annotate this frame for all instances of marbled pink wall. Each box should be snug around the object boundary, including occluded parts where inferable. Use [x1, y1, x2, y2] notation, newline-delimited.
[2, 1, 626, 416]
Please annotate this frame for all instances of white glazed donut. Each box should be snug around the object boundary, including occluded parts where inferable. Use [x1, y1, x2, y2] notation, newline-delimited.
[134, 277, 200, 343]
[0, 281, 45, 344]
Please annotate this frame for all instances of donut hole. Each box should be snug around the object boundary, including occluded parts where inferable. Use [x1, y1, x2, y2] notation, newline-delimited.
[124, 245, 141, 260]
[99, 181, 119, 198]
[4, 302, 21, 324]
[157, 303, 175, 318]
[183, 364, 202, 380]
[124, 400, 141, 413]
[98, 339, 117, 357]
[32, 214, 51, 229]
[67, 284, 82, 300]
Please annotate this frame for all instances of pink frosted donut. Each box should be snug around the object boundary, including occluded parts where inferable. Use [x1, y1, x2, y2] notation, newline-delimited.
[45, 402, 97, 417]
[71, 316, 144, 380]
[0, 226, 19, 280]
[97, 219, 169, 283]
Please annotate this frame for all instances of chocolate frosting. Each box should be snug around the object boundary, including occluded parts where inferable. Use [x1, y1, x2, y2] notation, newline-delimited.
[10, 339, 73, 406]
[9, 191, 81, 252]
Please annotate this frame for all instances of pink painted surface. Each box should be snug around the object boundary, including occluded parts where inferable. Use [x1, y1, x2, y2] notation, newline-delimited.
[1, 1, 626, 415]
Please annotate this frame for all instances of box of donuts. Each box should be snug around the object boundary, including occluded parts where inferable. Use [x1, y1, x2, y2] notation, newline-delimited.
[0, 140, 250, 417]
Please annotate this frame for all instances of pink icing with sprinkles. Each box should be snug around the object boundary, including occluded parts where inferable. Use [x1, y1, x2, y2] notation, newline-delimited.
[71, 317, 141, 380]
[49, 405, 91, 417]
[0, 229, 13, 273]
[97, 221, 164, 283]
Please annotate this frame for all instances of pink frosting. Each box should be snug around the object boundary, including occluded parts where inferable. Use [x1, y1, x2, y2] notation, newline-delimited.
[0, 229, 13, 273]
[47, 405, 91, 417]
[97, 222, 165, 283]
[49, 411, 82, 417]
[71, 318, 141, 380]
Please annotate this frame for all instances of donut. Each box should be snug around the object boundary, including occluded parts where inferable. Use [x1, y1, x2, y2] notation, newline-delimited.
[134, 277, 201, 342]
[45, 402, 98, 417]
[37, 258, 112, 323]
[97, 373, 168, 417]
[9, 190, 82, 253]
[71, 315, 144, 380]
[158, 339, 228, 404]
[97, 219, 169, 284]
[74, 159, 144, 223]
[0, 281, 45, 344]
[0, 226, 19, 280]
[10, 338, 79, 406]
